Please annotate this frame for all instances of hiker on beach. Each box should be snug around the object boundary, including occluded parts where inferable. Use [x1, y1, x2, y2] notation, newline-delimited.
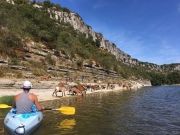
[13, 80, 44, 114]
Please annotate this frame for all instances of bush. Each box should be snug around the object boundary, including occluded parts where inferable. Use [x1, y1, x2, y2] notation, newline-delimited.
[0, 67, 17, 78]
[15, 72, 23, 78]
[10, 58, 19, 65]
[43, 0, 53, 8]
[0, 96, 14, 106]
[46, 54, 56, 65]
[166, 71, 180, 84]
[32, 68, 47, 76]
[0, 32, 23, 58]
[76, 60, 83, 70]
[62, 8, 70, 13]
[14, 0, 29, 5]
[0, 67, 5, 77]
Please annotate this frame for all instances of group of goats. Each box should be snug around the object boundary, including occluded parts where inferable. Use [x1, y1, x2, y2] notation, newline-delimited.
[52, 82, 115, 97]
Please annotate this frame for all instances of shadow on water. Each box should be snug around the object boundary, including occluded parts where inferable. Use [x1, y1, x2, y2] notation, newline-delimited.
[1, 86, 180, 135]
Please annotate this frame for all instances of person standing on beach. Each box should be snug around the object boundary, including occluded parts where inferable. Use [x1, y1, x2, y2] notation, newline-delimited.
[13, 80, 44, 114]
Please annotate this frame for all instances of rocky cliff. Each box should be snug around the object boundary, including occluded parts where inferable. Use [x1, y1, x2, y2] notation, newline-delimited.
[33, 4, 133, 65]
[34, 3, 179, 72]
[3, 0, 180, 72]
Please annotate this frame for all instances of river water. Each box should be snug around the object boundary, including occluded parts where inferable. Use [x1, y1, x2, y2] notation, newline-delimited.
[1, 86, 180, 135]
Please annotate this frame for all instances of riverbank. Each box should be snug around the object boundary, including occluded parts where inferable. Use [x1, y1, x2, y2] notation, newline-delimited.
[0, 78, 151, 102]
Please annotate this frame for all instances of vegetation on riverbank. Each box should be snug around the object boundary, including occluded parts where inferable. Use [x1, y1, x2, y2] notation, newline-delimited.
[0, 0, 179, 86]
[0, 96, 13, 105]
[150, 71, 180, 86]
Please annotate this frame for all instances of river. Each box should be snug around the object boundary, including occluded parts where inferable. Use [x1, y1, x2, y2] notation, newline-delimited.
[1, 86, 180, 135]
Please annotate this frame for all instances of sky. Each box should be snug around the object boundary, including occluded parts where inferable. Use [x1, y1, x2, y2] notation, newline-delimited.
[52, 0, 180, 65]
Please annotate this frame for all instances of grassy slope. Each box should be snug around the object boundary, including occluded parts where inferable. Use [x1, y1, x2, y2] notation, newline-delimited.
[0, 0, 179, 85]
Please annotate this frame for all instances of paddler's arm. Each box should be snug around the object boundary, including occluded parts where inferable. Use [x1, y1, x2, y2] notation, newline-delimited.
[12, 96, 16, 108]
[33, 94, 44, 111]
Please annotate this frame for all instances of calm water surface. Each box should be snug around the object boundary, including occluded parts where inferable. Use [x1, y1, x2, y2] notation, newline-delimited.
[1, 86, 180, 135]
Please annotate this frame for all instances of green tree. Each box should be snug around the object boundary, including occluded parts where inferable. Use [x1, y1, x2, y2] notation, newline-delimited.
[166, 71, 180, 84]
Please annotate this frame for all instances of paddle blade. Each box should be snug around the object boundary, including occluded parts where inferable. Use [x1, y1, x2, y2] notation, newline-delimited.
[0, 104, 12, 109]
[55, 107, 75, 115]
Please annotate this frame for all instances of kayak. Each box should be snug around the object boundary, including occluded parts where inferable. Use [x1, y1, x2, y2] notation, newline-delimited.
[4, 108, 43, 135]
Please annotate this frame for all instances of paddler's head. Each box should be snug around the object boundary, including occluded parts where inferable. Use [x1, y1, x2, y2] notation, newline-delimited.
[22, 80, 32, 92]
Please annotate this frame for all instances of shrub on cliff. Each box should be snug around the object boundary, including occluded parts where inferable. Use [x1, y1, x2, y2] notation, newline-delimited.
[166, 71, 180, 84]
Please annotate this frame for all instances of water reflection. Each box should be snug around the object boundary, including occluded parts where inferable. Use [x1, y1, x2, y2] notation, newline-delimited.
[59, 119, 76, 129]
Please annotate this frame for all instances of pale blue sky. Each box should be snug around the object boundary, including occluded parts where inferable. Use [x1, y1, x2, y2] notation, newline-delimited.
[52, 0, 180, 65]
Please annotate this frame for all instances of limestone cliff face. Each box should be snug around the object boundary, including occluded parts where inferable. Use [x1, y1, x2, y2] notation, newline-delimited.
[46, 7, 138, 65]
[49, 9, 180, 71]
[3, 0, 140, 66]
[5, 0, 14, 4]
[4, 1, 180, 72]
[46, 7, 168, 71]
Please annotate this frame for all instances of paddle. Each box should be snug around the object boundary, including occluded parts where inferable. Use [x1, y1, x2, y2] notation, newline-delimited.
[0, 104, 75, 115]
[44, 107, 75, 115]
[0, 104, 11, 109]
